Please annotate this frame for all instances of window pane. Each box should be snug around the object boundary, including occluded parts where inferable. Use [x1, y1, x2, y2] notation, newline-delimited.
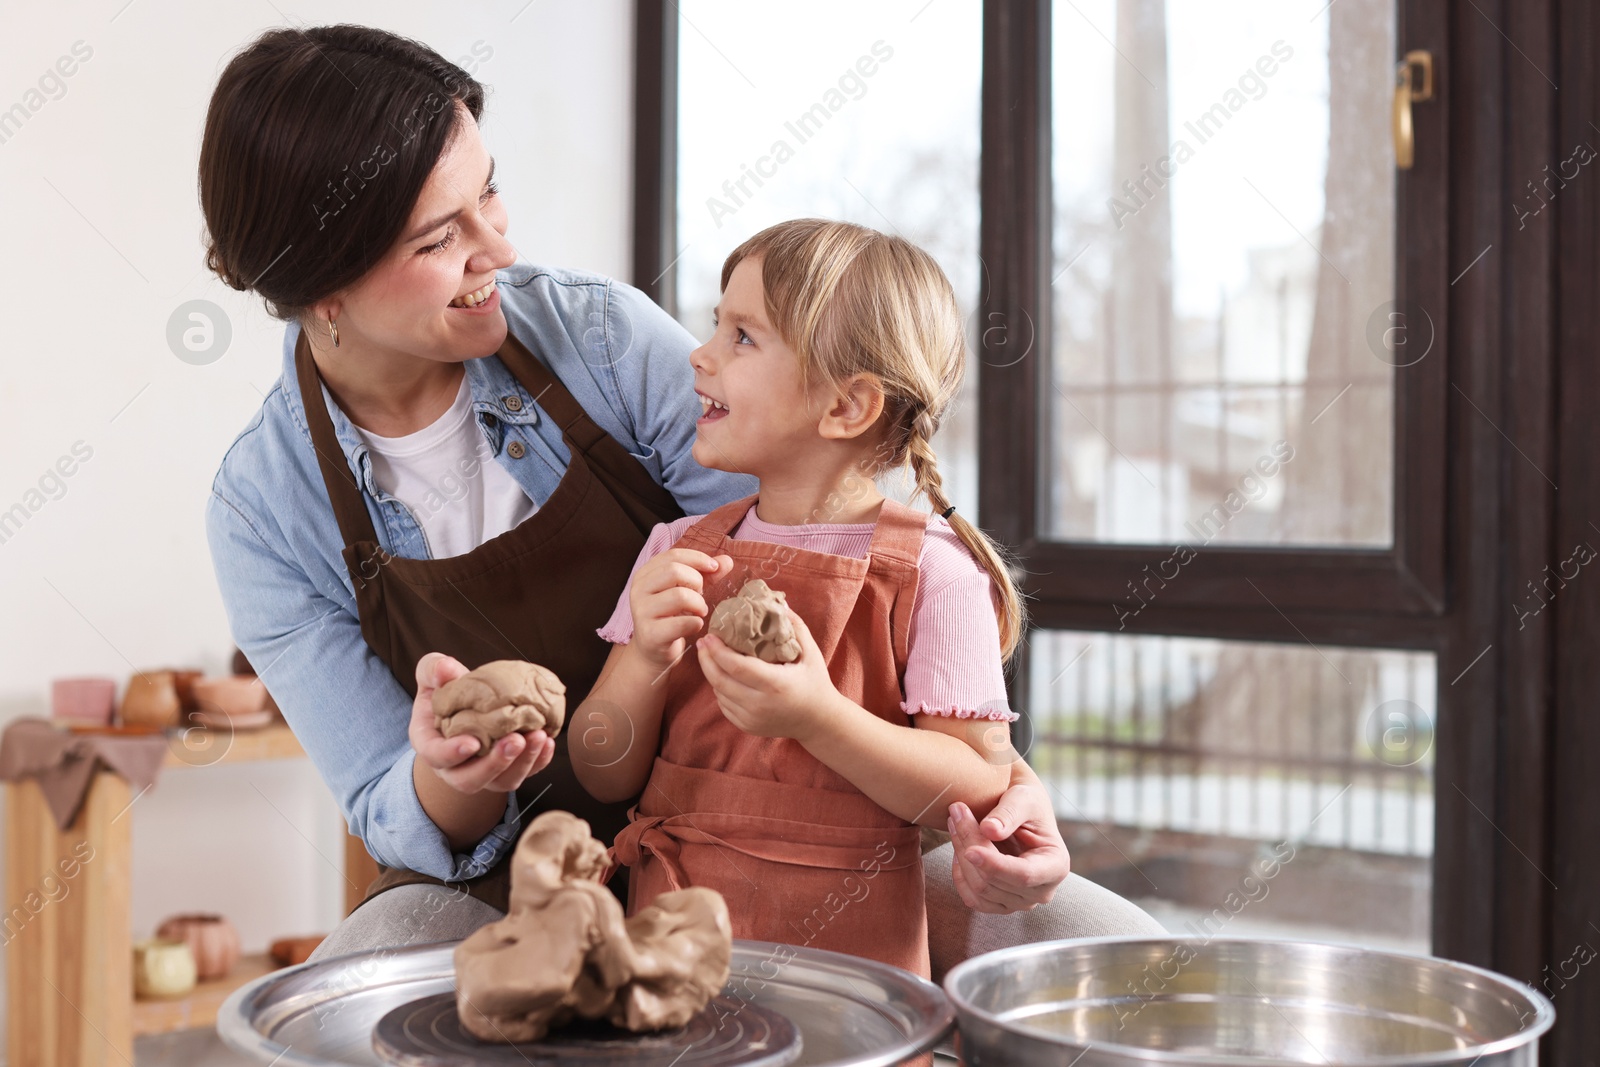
[1048, 0, 1396, 546]
[675, 1, 982, 516]
[1029, 630, 1433, 950]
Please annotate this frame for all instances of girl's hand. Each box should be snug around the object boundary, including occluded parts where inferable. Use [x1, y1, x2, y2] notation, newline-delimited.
[409, 652, 556, 794]
[696, 605, 841, 743]
[629, 549, 733, 671]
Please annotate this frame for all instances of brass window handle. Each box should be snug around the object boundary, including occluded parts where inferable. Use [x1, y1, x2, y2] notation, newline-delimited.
[1394, 50, 1434, 170]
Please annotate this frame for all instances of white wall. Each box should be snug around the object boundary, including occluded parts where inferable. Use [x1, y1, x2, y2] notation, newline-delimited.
[0, 0, 635, 1046]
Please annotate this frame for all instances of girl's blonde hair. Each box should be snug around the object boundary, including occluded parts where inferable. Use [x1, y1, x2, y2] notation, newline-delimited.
[722, 218, 1027, 661]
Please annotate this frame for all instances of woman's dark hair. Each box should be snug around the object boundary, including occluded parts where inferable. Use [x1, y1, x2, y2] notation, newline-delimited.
[199, 25, 484, 321]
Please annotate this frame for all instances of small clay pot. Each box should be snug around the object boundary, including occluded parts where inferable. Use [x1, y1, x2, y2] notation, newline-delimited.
[228, 651, 283, 717]
[51, 677, 116, 724]
[120, 671, 181, 728]
[156, 913, 240, 980]
[269, 934, 326, 967]
[190, 676, 269, 719]
[133, 938, 197, 998]
[172, 669, 203, 711]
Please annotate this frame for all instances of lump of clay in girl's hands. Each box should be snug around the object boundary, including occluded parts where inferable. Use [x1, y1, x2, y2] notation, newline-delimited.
[708, 579, 802, 663]
[432, 660, 566, 752]
[454, 811, 732, 1043]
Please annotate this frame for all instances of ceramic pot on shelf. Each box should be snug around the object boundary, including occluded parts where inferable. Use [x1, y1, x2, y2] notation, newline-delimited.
[133, 938, 197, 998]
[269, 934, 326, 967]
[155, 913, 241, 981]
[189, 676, 272, 729]
[172, 669, 204, 712]
[50, 677, 116, 725]
[230, 648, 282, 719]
[120, 671, 181, 728]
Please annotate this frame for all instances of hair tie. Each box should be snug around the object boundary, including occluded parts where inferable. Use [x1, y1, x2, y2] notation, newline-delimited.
[941, 505, 956, 519]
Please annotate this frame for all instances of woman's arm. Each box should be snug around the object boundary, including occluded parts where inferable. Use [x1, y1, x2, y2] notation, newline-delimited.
[206, 491, 530, 880]
[570, 546, 733, 802]
[695, 614, 1012, 829]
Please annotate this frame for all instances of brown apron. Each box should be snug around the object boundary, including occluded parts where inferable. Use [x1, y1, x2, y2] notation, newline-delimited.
[294, 328, 684, 914]
[610, 495, 931, 979]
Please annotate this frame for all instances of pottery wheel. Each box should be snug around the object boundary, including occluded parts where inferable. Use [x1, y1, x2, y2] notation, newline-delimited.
[371, 991, 802, 1067]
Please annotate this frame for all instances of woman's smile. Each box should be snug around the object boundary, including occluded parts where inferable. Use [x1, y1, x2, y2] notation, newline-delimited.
[449, 278, 498, 309]
[447, 280, 501, 316]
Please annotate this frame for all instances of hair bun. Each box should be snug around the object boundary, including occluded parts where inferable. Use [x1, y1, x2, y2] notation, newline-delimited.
[204, 244, 248, 292]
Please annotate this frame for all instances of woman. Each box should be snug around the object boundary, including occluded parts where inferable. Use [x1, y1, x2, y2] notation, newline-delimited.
[200, 24, 1162, 973]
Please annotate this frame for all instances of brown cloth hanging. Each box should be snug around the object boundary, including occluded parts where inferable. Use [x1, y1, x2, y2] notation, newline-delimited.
[0, 718, 168, 828]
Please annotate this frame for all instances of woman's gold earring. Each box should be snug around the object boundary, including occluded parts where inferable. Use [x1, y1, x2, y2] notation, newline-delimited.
[328, 314, 340, 348]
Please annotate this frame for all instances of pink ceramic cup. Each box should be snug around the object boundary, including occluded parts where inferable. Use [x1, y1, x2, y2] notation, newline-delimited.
[52, 677, 117, 724]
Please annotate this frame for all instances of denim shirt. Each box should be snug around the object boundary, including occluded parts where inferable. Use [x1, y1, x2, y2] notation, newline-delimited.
[205, 264, 754, 883]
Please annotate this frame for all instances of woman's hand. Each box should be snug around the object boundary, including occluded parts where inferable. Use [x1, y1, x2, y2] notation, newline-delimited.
[947, 786, 1071, 913]
[628, 549, 732, 671]
[409, 652, 555, 794]
[696, 606, 841, 743]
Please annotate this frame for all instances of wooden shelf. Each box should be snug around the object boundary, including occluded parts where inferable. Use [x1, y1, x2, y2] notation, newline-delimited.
[4, 718, 377, 1065]
[162, 721, 305, 769]
[132, 951, 284, 1036]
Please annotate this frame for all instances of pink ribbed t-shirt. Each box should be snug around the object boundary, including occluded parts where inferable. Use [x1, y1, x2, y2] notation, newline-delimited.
[595, 506, 1017, 721]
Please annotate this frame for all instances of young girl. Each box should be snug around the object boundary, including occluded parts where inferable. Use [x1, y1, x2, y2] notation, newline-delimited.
[570, 219, 1025, 980]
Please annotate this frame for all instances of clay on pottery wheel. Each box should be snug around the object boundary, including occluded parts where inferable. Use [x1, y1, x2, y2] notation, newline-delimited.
[708, 579, 802, 664]
[607, 882, 733, 1033]
[453, 811, 731, 1043]
[432, 660, 567, 752]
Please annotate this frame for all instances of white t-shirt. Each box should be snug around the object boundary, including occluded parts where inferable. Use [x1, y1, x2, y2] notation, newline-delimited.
[351, 373, 537, 559]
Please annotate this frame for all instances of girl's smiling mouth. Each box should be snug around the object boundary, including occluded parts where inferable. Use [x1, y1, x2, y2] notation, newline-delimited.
[696, 391, 730, 423]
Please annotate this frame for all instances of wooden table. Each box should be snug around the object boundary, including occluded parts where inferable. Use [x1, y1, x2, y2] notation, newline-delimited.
[4, 723, 382, 1066]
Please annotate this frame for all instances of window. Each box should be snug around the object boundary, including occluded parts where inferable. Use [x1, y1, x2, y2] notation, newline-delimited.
[1033, 630, 1432, 948]
[1047, 0, 1397, 547]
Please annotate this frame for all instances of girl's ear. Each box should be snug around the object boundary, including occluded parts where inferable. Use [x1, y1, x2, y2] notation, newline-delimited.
[818, 373, 887, 442]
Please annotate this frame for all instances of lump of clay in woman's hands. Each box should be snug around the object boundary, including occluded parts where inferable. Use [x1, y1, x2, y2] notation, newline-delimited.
[432, 660, 566, 751]
[454, 811, 732, 1043]
[708, 579, 802, 663]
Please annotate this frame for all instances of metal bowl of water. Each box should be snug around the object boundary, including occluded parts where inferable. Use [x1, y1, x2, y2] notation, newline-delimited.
[943, 937, 1554, 1066]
